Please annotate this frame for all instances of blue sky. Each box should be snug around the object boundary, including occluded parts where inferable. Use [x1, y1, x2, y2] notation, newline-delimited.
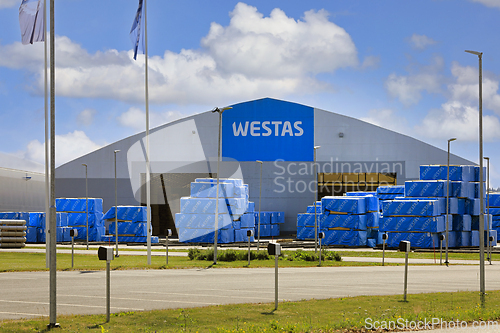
[1, 0, 500, 186]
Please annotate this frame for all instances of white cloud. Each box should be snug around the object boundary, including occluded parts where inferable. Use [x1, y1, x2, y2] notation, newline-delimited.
[0, 0, 17, 9]
[361, 55, 380, 69]
[448, 62, 500, 115]
[117, 107, 183, 132]
[385, 56, 444, 106]
[361, 109, 412, 135]
[0, 3, 358, 105]
[470, 0, 500, 8]
[77, 108, 96, 126]
[408, 34, 437, 50]
[24, 130, 102, 166]
[415, 101, 500, 142]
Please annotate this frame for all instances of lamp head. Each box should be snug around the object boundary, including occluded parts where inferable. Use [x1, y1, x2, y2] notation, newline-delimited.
[448, 138, 457, 143]
[465, 50, 482, 56]
[484, 157, 489, 161]
[212, 106, 232, 114]
[114, 149, 120, 153]
[82, 163, 87, 167]
[256, 160, 263, 164]
[314, 146, 321, 150]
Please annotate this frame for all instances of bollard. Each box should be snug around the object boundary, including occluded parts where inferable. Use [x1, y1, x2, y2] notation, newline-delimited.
[399, 241, 411, 302]
[267, 242, 281, 310]
[98, 246, 114, 323]
[247, 229, 254, 266]
[70, 229, 78, 268]
[318, 232, 325, 266]
[166, 229, 172, 265]
[439, 234, 445, 265]
[382, 233, 388, 266]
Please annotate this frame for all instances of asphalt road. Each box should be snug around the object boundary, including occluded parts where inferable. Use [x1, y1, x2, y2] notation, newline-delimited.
[1, 264, 500, 321]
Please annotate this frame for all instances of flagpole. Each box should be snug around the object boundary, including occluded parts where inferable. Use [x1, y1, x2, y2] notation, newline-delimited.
[44, 0, 50, 269]
[144, 0, 151, 265]
[48, 0, 58, 327]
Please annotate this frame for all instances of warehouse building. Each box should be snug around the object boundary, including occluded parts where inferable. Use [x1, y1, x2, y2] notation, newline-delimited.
[55, 98, 473, 237]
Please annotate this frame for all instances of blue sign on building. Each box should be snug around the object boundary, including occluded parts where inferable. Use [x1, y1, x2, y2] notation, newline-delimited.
[222, 98, 314, 161]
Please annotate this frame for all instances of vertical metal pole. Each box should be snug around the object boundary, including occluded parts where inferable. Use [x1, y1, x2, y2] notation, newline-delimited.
[48, 0, 57, 326]
[144, 0, 151, 266]
[314, 148, 318, 253]
[319, 237, 322, 266]
[214, 109, 222, 264]
[83, 164, 88, 250]
[485, 157, 491, 264]
[248, 237, 251, 266]
[106, 260, 110, 323]
[440, 238, 443, 265]
[275, 254, 278, 310]
[382, 239, 386, 266]
[257, 160, 263, 251]
[478, 53, 486, 306]
[446, 140, 450, 266]
[165, 233, 169, 265]
[404, 251, 408, 302]
[44, 0, 50, 269]
[114, 150, 119, 257]
[71, 236, 74, 268]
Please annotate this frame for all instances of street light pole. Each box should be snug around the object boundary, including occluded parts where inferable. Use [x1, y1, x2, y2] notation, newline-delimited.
[445, 138, 456, 266]
[313, 146, 321, 253]
[212, 106, 232, 265]
[114, 150, 120, 257]
[257, 160, 263, 251]
[465, 49, 485, 306]
[82, 164, 88, 250]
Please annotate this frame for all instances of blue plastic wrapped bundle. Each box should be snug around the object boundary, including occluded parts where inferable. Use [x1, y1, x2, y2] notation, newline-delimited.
[383, 232, 450, 249]
[37, 228, 45, 243]
[247, 202, 255, 212]
[487, 207, 500, 215]
[194, 178, 243, 187]
[271, 224, 280, 236]
[470, 182, 486, 199]
[474, 166, 487, 182]
[365, 195, 379, 212]
[232, 221, 241, 230]
[175, 213, 232, 229]
[270, 212, 285, 224]
[108, 235, 159, 244]
[377, 186, 405, 194]
[240, 213, 256, 228]
[297, 213, 320, 227]
[255, 224, 271, 237]
[366, 212, 380, 228]
[190, 182, 235, 198]
[471, 215, 492, 230]
[234, 228, 255, 242]
[255, 212, 272, 225]
[488, 193, 500, 208]
[367, 228, 378, 239]
[366, 238, 377, 248]
[321, 213, 367, 230]
[392, 197, 446, 214]
[450, 181, 470, 198]
[306, 205, 322, 214]
[457, 231, 471, 247]
[382, 200, 442, 217]
[109, 222, 148, 236]
[419, 165, 474, 182]
[66, 212, 104, 227]
[465, 199, 483, 216]
[233, 185, 249, 198]
[377, 194, 400, 200]
[180, 198, 228, 214]
[56, 198, 103, 213]
[452, 214, 472, 231]
[449, 198, 466, 215]
[296, 226, 315, 240]
[404, 180, 448, 197]
[103, 206, 146, 222]
[70, 225, 105, 241]
[0, 212, 21, 219]
[346, 191, 377, 196]
[322, 230, 367, 246]
[321, 196, 366, 214]
[380, 216, 445, 233]
[26, 226, 37, 243]
[18, 212, 43, 227]
[471, 230, 497, 246]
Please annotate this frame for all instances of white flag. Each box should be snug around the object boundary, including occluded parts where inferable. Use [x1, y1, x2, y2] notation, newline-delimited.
[19, 0, 45, 45]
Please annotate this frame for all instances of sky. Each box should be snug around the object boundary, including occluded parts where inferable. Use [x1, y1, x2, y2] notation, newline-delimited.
[0, 0, 500, 186]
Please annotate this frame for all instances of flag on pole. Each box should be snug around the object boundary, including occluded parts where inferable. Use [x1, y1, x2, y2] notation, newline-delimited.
[130, 0, 145, 60]
[19, 0, 45, 45]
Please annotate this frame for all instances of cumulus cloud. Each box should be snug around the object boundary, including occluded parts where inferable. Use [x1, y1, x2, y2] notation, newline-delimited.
[469, 0, 500, 8]
[415, 101, 500, 141]
[0, 3, 358, 105]
[385, 56, 444, 106]
[77, 108, 96, 126]
[361, 55, 380, 69]
[24, 130, 102, 166]
[117, 107, 183, 132]
[361, 109, 412, 135]
[408, 34, 437, 50]
[0, 0, 17, 9]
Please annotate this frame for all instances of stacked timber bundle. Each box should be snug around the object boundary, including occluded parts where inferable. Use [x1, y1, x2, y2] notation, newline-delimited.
[0, 219, 26, 248]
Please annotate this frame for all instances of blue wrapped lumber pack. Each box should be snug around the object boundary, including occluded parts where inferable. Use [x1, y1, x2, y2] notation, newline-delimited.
[56, 198, 103, 213]
[175, 178, 272, 243]
[57, 198, 105, 242]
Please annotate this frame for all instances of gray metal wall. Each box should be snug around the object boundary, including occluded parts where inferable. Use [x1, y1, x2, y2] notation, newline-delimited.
[55, 100, 474, 235]
[0, 168, 45, 212]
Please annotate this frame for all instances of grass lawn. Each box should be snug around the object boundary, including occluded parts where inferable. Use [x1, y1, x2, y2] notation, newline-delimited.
[1, 290, 500, 332]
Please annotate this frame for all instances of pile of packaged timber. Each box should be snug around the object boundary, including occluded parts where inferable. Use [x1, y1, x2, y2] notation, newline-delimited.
[101, 206, 158, 244]
[56, 198, 105, 242]
[0, 219, 26, 248]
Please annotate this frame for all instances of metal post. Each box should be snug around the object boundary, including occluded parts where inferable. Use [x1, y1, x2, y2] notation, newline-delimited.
[144, 0, 152, 267]
[106, 260, 110, 323]
[440, 236, 443, 265]
[319, 237, 322, 266]
[71, 235, 74, 268]
[44, 0, 50, 270]
[275, 253, 278, 310]
[165, 229, 171, 265]
[313, 146, 320, 253]
[248, 237, 251, 266]
[404, 251, 409, 302]
[257, 160, 263, 251]
[382, 238, 386, 266]
[114, 150, 120, 257]
[446, 138, 456, 266]
[48, 0, 58, 327]
[82, 164, 88, 250]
